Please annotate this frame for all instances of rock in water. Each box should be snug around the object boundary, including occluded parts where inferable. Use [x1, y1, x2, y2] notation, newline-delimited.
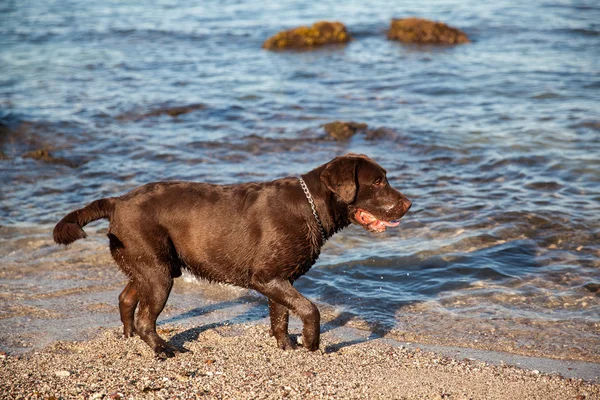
[387, 18, 469, 45]
[323, 121, 368, 140]
[263, 21, 351, 50]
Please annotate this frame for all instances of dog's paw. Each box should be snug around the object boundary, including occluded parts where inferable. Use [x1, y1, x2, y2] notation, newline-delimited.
[154, 342, 188, 359]
[276, 336, 296, 350]
[122, 328, 136, 338]
[155, 347, 175, 359]
[298, 336, 319, 351]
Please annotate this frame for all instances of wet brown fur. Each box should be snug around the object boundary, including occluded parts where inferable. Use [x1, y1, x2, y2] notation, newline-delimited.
[53, 154, 411, 357]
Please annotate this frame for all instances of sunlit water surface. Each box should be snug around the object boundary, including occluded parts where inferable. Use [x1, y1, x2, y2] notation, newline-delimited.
[1, 0, 599, 360]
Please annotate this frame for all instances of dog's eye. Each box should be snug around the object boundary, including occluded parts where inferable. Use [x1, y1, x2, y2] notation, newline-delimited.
[373, 178, 384, 186]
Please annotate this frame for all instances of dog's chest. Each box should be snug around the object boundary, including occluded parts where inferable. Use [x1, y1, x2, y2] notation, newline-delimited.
[285, 244, 321, 282]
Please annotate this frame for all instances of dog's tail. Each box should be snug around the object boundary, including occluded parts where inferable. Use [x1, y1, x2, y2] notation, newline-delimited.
[53, 198, 115, 245]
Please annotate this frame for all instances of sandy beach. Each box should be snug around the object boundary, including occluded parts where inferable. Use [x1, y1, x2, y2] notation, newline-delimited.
[1, 323, 598, 400]
[2, 1, 600, 399]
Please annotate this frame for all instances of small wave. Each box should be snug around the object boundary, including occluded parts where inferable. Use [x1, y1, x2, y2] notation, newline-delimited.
[115, 103, 206, 122]
[531, 92, 562, 100]
[557, 27, 600, 37]
[570, 120, 600, 131]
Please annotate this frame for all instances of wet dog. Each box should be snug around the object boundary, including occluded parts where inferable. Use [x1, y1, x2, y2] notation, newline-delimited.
[54, 153, 411, 356]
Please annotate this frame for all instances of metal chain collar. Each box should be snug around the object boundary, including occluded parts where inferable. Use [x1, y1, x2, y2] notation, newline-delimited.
[298, 177, 327, 243]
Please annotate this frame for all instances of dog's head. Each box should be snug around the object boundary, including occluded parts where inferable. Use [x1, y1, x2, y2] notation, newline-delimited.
[321, 154, 412, 233]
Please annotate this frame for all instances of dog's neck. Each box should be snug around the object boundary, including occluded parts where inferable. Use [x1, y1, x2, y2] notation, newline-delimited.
[301, 167, 352, 240]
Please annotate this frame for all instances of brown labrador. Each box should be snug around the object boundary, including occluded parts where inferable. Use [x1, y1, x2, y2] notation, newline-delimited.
[54, 153, 411, 356]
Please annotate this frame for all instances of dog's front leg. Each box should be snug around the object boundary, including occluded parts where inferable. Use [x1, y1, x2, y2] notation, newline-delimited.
[268, 299, 294, 349]
[251, 277, 320, 351]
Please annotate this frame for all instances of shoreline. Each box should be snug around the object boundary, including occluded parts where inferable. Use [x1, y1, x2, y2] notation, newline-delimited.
[1, 323, 599, 399]
[3, 267, 598, 366]
[325, 325, 600, 383]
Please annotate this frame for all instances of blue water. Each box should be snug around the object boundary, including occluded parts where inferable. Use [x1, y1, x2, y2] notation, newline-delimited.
[1, 0, 599, 360]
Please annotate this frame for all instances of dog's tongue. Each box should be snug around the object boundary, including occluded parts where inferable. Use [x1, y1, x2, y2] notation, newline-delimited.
[381, 220, 400, 227]
[356, 210, 400, 228]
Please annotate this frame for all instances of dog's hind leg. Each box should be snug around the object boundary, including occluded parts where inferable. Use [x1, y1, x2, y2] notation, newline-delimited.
[109, 233, 140, 338]
[118, 282, 138, 338]
[109, 230, 185, 357]
[131, 266, 181, 358]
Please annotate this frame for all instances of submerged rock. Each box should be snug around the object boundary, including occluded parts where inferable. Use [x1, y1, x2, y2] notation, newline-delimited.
[23, 148, 79, 168]
[116, 103, 206, 122]
[0, 121, 9, 136]
[583, 283, 600, 294]
[364, 127, 397, 141]
[387, 18, 469, 45]
[23, 148, 53, 161]
[323, 121, 368, 140]
[263, 21, 351, 50]
[158, 104, 205, 117]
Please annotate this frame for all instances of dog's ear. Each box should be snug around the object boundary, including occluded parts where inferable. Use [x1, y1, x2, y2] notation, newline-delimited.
[321, 156, 359, 204]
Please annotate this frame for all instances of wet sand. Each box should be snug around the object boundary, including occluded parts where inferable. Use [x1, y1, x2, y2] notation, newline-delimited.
[1, 324, 598, 399]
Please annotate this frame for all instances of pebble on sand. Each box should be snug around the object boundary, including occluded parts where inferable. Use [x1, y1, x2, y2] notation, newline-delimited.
[1, 325, 598, 400]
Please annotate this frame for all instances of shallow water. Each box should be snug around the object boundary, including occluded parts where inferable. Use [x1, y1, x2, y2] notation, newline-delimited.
[1, 0, 599, 360]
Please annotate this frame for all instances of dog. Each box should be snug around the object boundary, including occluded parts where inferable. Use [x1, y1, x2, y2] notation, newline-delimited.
[53, 153, 412, 356]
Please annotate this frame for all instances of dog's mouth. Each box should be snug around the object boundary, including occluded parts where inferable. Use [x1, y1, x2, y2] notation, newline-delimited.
[354, 209, 401, 233]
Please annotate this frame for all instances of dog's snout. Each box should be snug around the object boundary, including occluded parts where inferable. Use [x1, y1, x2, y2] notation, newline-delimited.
[401, 199, 412, 216]
[397, 194, 411, 215]
[391, 195, 411, 218]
